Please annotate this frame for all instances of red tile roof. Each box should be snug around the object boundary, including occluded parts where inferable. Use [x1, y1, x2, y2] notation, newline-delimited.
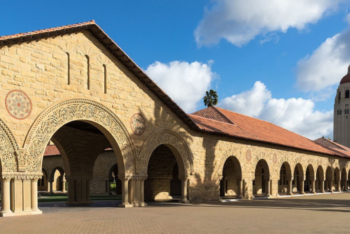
[44, 145, 61, 157]
[314, 137, 350, 158]
[190, 106, 342, 157]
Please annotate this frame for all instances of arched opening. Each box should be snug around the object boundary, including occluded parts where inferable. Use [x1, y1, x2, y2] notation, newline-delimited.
[50, 167, 65, 193]
[253, 159, 270, 197]
[220, 156, 242, 198]
[33, 119, 129, 208]
[341, 168, 347, 191]
[316, 166, 324, 193]
[334, 168, 340, 192]
[38, 169, 48, 192]
[346, 90, 349, 99]
[108, 164, 122, 196]
[292, 164, 304, 194]
[305, 165, 314, 193]
[325, 167, 332, 192]
[145, 145, 184, 202]
[278, 162, 291, 195]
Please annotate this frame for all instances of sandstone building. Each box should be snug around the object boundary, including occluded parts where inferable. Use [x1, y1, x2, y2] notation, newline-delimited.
[0, 21, 350, 217]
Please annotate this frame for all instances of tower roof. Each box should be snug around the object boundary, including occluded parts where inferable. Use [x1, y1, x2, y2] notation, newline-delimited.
[340, 65, 350, 84]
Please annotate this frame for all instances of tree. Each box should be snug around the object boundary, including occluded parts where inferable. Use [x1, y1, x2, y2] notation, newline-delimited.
[203, 89, 218, 107]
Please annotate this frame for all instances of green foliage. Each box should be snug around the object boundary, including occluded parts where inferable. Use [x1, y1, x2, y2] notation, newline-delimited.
[203, 89, 219, 107]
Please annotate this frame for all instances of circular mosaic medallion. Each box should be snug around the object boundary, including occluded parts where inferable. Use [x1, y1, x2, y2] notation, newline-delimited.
[5, 90, 32, 120]
[246, 150, 251, 162]
[273, 153, 277, 164]
[130, 113, 145, 135]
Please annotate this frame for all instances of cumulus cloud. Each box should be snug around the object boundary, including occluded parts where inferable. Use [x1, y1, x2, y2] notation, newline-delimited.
[195, 0, 347, 46]
[296, 16, 350, 92]
[145, 61, 216, 113]
[219, 81, 333, 139]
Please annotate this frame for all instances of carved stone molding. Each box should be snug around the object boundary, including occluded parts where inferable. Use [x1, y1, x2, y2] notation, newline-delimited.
[23, 99, 136, 174]
[2, 172, 42, 180]
[0, 118, 18, 173]
[138, 129, 194, 177]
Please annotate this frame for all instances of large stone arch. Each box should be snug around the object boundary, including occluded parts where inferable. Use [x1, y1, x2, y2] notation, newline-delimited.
[0, 118, 18, 174]
[138, 129, 193, 178]
[23, 99, 137, 175]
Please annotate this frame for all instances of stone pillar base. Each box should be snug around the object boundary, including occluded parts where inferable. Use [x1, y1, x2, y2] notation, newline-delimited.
[1, 210, 42, 217]
[119, 203, 133, 208]
[0, 212, 14, 217]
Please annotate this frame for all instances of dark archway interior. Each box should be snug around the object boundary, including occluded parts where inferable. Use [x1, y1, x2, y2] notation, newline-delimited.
[145, 145, 180, 201]
[46, 120, 117, 205]
[220, 157, 241, 197]
[109, 164, 122, 195]
[254, 160, 269, 196]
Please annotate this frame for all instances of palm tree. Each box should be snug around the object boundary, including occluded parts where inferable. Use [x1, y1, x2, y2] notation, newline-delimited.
[203, 89, 218, 107]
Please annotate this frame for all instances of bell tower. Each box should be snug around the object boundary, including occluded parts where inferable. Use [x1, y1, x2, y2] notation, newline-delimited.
[334, 66, 350, 147]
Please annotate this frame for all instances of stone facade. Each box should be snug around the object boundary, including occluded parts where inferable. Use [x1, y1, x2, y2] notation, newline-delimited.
[0, 21, 350, 217]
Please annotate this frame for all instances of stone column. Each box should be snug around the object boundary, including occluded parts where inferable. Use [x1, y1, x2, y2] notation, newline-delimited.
[119, 177, 132, 208]
[0, 178, 13, 217]
[337, 179, 341, 192]
[67, 177, 75, 204]
[243, 178, 254, 200]
[180, 178, 189, 203]
[270, 180, 278, 197]
[288, 180, 293, 196]
[238, 179, 243, 199]
[300, 179, 305, 195]
[330, 180, 334, 193]
[266, 179, 271, 197]
[31, 179, 42, 215]
[140, 177, 147, 207]
[49, 181, 53, 194]
[223, 178, 227, 196]
[321, 180, 325, 193]
[62, 178, 66, 193]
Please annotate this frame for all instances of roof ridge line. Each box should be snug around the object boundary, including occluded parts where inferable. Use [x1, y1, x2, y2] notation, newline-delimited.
[189, 113, 236, 126]
[211, 106, 235, 125]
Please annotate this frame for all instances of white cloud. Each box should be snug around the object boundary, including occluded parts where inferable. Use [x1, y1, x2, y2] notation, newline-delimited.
[296, 17, 350, 92]
[195, 0, 348, 47]
[145, 61, 216, 113]
[219, 81, 333, 139]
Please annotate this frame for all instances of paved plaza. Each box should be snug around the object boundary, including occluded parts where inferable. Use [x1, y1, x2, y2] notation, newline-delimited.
[1, 193, 350, 234]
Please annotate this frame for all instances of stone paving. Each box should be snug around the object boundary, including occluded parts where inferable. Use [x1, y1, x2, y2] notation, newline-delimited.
[2, 193, 350, 234]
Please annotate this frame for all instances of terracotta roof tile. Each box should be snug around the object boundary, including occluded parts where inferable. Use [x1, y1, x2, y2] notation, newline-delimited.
[44, 145, 60, 157]
[190, 106, 342, 157]
[314, 138, 350, 158]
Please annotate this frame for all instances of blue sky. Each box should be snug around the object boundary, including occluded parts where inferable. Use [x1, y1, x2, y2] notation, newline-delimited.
[1, 0, 350, 139]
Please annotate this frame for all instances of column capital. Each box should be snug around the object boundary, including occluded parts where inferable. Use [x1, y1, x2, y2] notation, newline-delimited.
[132, 175, 148, 181]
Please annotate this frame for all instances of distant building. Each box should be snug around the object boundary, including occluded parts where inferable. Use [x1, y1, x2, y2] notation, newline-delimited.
[334, 66, 350, 147]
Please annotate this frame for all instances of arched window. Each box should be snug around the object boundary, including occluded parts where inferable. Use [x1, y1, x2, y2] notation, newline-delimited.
[338, 109, 343, 115]
[346, 109, 349, 114]
[66, 52, 70, 85]
[103, 64, 107, 94]
[346, 90, 349, 99]
[85, 55, 90, 90]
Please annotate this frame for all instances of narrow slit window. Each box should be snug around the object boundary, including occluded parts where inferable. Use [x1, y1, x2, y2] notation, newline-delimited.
[66, 52, 70, 85]
[86, 55, 90, 90]
[346, 90, 349, 99]
[103, 64, 107, 94]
